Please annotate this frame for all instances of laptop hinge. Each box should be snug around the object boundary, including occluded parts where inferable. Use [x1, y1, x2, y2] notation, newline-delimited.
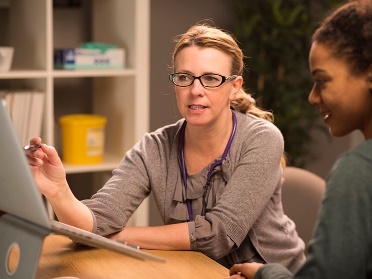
[0, 213, 50, 279]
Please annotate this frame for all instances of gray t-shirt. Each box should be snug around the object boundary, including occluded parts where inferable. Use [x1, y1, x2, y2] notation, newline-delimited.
[82, 111, 305, 271]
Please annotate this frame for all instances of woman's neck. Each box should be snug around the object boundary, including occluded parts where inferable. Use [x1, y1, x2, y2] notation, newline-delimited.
[183, 111, 234, 175]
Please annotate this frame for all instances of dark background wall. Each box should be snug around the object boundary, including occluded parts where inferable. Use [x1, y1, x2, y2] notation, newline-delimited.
[150, 0, 236, 130]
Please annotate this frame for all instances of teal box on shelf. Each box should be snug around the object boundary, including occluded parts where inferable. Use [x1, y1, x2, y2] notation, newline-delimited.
[54, 48, 125, 69]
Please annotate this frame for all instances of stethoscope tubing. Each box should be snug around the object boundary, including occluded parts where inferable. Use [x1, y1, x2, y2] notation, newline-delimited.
[179, 110, 237, 221]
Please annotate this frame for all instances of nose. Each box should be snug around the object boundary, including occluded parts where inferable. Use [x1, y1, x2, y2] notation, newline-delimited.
[308, 85, 320, 105]
[190, 77, 205, 95]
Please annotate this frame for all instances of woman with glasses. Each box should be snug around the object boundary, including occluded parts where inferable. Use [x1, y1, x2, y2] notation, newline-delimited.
[228, 0, 372, 278]
[25, 24, 305, 270]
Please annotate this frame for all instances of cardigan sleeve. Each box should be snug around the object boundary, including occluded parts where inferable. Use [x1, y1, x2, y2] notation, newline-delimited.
[81, 121, 181, 236]
[255, 264, 293, 279]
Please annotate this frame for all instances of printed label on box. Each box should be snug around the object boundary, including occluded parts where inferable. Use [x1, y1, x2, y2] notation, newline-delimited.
[86, 128, 104, 156]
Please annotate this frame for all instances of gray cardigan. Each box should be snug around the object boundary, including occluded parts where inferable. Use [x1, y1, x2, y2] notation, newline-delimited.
[82, 111, 305, 271]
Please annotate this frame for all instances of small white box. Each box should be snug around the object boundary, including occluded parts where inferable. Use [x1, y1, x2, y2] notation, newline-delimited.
[54, 48, 125, 69]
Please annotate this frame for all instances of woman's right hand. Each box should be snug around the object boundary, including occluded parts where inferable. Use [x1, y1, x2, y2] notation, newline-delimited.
[25, 137, 94, 230]
[24, 137, 68, 200]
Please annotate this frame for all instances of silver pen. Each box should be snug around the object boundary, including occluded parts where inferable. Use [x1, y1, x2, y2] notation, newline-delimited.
[23, 144, 41, 151]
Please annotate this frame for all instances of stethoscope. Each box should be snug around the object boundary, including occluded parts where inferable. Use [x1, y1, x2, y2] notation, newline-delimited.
[178, 110, 237, 221]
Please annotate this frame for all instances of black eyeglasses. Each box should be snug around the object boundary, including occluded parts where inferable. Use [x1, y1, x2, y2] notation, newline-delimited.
[169, 72, 238, 88]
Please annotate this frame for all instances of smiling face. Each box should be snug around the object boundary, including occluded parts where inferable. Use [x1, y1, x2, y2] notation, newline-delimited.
[173, 46, 242, 127]
[308, 42, 372, 139]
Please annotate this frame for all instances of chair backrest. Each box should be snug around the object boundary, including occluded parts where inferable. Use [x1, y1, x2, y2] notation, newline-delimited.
[281, 167, 326, 253]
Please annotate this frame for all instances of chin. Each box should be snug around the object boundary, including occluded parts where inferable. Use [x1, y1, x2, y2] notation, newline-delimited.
[329, 127, 352, 138]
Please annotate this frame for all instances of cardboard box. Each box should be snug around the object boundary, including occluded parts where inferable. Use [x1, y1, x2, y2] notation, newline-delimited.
[54, 48, 125, 69]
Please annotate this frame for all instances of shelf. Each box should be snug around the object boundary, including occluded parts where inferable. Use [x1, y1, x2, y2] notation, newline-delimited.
[53, 68, 136, 78]
[63, 154, 121, 174]
[0, 69, 136, 79]
[1, 0, 151, 226]
[0, 70, 48, 79]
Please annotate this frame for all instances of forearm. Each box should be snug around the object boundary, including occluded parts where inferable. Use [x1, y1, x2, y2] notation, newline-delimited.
[111, 222, 191, 250]
[48, 182, 94, 232]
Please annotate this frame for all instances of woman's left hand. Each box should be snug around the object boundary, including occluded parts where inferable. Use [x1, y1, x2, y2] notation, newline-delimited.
[226, 262, 264, 279]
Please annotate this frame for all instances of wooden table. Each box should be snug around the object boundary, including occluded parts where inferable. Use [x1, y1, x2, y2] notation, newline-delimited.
[31, 235, 229, 279]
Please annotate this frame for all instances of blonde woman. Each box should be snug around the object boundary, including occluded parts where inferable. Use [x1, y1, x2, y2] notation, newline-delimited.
[26, 24, 305, 270]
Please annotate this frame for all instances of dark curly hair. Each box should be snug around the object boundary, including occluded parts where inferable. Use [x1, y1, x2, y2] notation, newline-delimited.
[312, 0, 372, 76]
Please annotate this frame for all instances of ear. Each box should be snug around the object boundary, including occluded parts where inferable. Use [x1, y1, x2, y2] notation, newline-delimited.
[368, 64, 372, 93]
[229, 75, 243, 100]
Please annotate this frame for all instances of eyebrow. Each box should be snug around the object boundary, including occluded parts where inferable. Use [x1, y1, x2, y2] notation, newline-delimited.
[174, 71, 224, 76]
[311, 69, 327, 76]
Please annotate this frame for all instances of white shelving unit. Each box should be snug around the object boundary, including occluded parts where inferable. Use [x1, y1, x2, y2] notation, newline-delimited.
[0, 0, 150, 226]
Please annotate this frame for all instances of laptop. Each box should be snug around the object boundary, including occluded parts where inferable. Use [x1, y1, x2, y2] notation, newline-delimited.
[0, 99, 164, 263]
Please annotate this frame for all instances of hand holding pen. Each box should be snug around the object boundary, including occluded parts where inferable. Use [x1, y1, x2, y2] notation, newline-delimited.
[24, 137, 45, 167]
[24, 137, 68, 200]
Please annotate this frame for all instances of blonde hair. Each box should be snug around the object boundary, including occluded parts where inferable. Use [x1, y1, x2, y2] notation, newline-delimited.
[172, 24, 273, 122]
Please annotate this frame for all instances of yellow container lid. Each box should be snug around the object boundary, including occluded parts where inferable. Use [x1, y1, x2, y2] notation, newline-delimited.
[59, 114, 107, 126]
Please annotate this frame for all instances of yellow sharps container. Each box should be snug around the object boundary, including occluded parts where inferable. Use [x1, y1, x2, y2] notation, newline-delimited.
[59, 114, 107, 164]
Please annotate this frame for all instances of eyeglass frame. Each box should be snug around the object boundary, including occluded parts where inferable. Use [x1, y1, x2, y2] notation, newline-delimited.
[169, 72, 239, 88]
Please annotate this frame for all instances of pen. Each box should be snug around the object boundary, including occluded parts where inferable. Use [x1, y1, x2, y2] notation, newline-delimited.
[23, 144, 41, 151]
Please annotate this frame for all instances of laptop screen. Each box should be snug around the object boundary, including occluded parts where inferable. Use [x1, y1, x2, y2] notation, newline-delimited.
[0, 99, 51, 229]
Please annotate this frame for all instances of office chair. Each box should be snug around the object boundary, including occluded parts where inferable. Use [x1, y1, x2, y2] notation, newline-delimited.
[281, 166, 326, 253]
